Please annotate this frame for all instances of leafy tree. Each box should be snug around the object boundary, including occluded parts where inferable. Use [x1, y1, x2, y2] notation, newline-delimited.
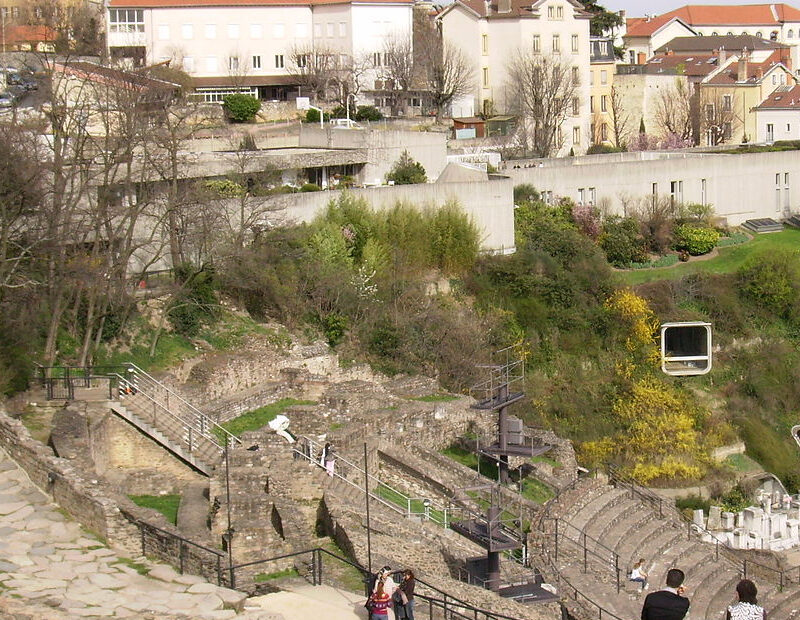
[167, 264, 219, 336]
[599, 217, 647, 267]
[355, 106, 383, 121]
[738, 249, 800, 318]
[223, 94, 261, 123]
[577, 0, 624, 36]
[387, 151, 427, 185]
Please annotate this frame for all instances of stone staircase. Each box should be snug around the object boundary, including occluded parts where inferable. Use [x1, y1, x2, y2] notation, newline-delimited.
[108, 364, 238, 476]
[540, 478, 800, 619]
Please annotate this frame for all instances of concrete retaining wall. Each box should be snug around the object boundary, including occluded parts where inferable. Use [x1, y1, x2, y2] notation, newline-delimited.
[505, 149, 800, 226]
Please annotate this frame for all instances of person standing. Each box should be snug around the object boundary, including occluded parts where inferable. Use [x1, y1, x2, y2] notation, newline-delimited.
[368, 581, 392, 620]
[397, 569, 416, 620]
[630, 559, 649, 591]
[641, 568, 690, 620]
[322, 443, 335, 477]
[726, 579, 766, 620]
[373, 566, 397, 620]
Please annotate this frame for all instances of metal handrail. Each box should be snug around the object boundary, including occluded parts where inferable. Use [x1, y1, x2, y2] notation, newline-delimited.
[552, 517, 620, 567]
[126, 363, 240, 446]
[112, 374, 220, 458]
[295, 436, 450, 527]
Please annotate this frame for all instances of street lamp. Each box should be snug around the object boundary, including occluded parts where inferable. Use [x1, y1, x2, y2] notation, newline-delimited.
[346, 92, 357, 122]
[423, 498, 431, 521]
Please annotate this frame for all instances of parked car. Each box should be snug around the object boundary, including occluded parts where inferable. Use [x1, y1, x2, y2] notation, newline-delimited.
[8, 72, 37, 91]
[329, 118, 362, 129]
[0, 92, 15, 108]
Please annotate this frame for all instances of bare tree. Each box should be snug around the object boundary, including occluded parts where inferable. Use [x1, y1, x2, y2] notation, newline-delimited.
[700, 90, 741, 145]
[288, 44, 339, 101]
[381, 33, 415, 116]
[421, 37, 474, 122]
[653, 78, 694, 143]
[505, 51, 579, 157]
[608, 85, 631, 148]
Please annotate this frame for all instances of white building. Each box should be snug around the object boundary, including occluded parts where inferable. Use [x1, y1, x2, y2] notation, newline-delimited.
[623, 15, 697, 64]
[107, 0, 413, 102]
[754, 83, 800, 141]
[437, 0, 592, 155]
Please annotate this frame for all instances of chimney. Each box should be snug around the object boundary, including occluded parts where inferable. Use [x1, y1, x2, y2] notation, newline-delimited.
[484, 0, 491, 14]
[756, 66, 764, 79]
[666, 48, 673, 56]
[637, 51, 646, 64]
[619, 9, 626, 19]
[737, 51, 749, 81]
[718, 46, 726, 64]
[498, 0, 510, 13]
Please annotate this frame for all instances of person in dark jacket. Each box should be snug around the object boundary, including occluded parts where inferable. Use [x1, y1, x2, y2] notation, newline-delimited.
[396, 569, 415, 619]
[641, 568, 690, 620]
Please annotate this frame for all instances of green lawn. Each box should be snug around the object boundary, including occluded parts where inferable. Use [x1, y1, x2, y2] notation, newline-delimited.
[520, 478, 555, 504]
[128, 494, 181, 525]
[374, 484, 447, 523]
[440, 445, 500, 480]
[214, 398, 316, 441]
[411, 393, 460, 402]
[724, 453, 762, 473]
[618, 228, 800, 286]
[254, 567, 299, 582]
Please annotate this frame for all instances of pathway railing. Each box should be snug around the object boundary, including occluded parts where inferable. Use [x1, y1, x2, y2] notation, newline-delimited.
[294, 435, 450, 527]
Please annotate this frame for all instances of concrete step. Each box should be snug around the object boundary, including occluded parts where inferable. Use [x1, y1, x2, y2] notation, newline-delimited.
[618, 516, 675, 568]
[567, 488, 629, 534]
[693, 571, 739, 620]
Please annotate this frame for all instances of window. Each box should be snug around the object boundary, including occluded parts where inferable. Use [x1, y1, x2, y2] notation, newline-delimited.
[482, 34, 488, 55]
[314, 24, 322, 37]
[788, 123, 792, 132]
[601, 95, 608, 112]
[183, 56, 194, 72]
[723, 94, 732, 111]
[670, 180, 683, 203]
[790, 30, 795, 38]
[652, 182, 658, 196]
[726, 31, 733, 36]
[771, 31, 779, 41]
[756, 31, 762, 38]
[557, 6, 563, 18]
[705, 104, 714, 122]
[600, 40, 609, 55]
[482, 67, 489, 87]
[158, 25, 170, 40]
[571, 34, 579, 53]
[250, 24, 263, 38]
[384, 52, 391, 65]
[552, 34, 560, 53]
[711, 31, 718, 36]
[572, 97, 579, 115]
[572, 66, 579, 84]
[532, 34, 541, 53]
[600, 70, 607, 85]
[548, 5, 554, 18]
[590, 95, 594, 112]
[767, 123, 774, 141]
[327, 23, 334, 37]
[629, 49, 636, 64]
[295, 54, 305, 68]
[252, 55, 261, 69]
[108, 9, 145, 33]
[723, 122, 732, 139]
[773, 74, 777, 85]
[228, 24, 239, 39]
[181, 24, 193, 40]
[274, 23, 285, 37]
[339, 22, 347, 36]
[589, 70, 594, 85]
[588, 187, 596, 204]
[701, 178, 707, 205]
[205, 24, 216, 39]
[295, 23, 307, 37]
[600, 123, 608, 141]
[573, 126, 580, 145]
[228, 56, 239, 71]
[206, 56, 218, 72]
[786, 173, 791, 210]
[578, 188, 585, 203]
[373, 52, 382, 67]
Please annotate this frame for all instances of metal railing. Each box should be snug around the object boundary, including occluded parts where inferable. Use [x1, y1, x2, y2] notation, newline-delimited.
[228, 546, 529, 620]
[294, 436, 450, 527]
[120, 363, 240, 448]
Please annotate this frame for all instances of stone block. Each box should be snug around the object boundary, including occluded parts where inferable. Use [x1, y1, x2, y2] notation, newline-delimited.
[721, 512, 735, 530]
[692, 509, 704, 527]
[707, 506, 721, 530]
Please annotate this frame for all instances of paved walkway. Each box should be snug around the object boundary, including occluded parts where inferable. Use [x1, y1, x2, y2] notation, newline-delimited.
[0, 446, 271, 619]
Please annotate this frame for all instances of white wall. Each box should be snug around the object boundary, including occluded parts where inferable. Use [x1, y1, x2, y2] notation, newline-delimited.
[756, 108, 800, 142]
[505, 149, 800, 224]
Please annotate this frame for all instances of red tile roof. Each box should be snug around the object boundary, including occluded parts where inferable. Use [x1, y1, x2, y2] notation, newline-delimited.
[110, 0, 409, 5]
[626, 15, 695, 37]
[660, 4, 800, 27]
[446, 0, 589, 20]
[5, 25, 57, 44]
[645, 52, 722, 76]
[755, 83, 800, 108]
[705, 53, 792, 84]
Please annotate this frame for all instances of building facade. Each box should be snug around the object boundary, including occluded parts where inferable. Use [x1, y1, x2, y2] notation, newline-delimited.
[589, 36, 615, 145]
[106, 0, 412, 103]
[438, 0, 592, 155]
[754, 83, 800, 141]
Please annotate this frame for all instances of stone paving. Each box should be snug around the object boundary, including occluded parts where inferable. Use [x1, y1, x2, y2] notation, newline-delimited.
[0, 446, 281, 619]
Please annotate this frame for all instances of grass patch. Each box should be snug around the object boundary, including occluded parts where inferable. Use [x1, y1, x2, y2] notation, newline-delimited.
[215, 398, 316, 440]
[374, 484, 447, 523]
[440, 445, 500, 480]
[329, 422, 344, 431]
[254, 567, 300, 582]
[619, 228, 800, 285]
[19, 408, 52, 443]
[531, 455, 562, 468]
[320, 539, 367, 593]
[112, 557, 150, 575]
[520, 478, 555, 504]
[411, 393, 459, 402]
[128, 494, 181, 525]
[724, 453, 762, 473]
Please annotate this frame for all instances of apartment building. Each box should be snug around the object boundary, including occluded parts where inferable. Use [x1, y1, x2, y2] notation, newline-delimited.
[438, 0, 591, 155]
[754, 83, 800, 141]
[107, 0, 412, 102]
[589, 36, 615, 145]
